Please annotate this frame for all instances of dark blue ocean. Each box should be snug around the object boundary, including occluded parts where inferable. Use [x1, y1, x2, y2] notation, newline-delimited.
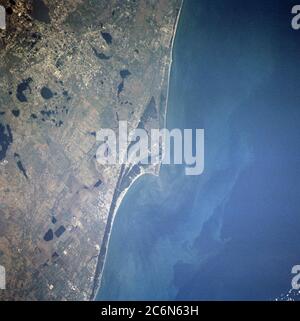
[97, 0, 300, 300]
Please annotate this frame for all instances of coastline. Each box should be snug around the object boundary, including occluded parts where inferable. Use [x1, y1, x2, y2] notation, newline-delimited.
[163, 0, 184, 130]
[90, 1, 184, 301]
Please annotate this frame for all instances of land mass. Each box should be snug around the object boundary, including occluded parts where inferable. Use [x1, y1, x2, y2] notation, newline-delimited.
[0, 0, 182, 300]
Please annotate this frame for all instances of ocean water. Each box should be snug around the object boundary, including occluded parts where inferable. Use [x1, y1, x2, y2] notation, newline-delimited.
[97, 0, 300, 300]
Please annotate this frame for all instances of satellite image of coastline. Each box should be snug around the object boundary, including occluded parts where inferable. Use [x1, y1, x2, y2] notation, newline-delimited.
[1, 0, 300, 304]
[0, 0, 182, 300]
